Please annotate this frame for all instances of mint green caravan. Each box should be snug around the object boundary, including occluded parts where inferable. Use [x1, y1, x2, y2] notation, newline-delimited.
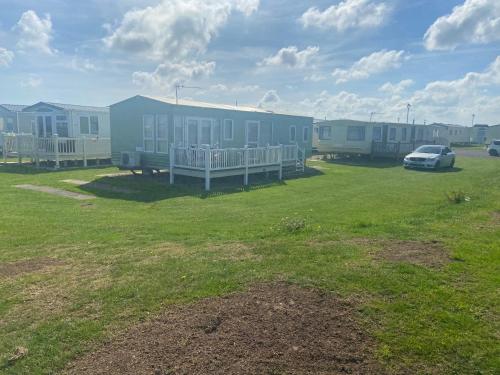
[110, 95, 313, 190]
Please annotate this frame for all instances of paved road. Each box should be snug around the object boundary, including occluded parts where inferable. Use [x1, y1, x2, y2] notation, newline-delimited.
[454, 148, 495, 159]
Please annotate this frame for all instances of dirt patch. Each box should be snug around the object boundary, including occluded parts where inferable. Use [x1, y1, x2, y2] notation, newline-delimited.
[65, 283, 383, 375]
[491, 211, 500, 224]
[15, 184, 96, 200]
[375, 240, 450, 268]
[0, 257, 65, 277]
[306, 238, 450, 268]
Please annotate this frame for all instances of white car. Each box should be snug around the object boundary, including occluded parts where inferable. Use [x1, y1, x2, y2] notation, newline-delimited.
[487, 140, 500, 156]
[404, 145, 456, 170]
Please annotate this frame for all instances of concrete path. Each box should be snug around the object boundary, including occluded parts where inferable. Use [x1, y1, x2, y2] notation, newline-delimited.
[15, 184, 96, 200]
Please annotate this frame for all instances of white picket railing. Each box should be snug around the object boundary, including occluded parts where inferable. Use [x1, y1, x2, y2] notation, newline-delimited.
[173, 145, 290, 171]
[170, 144, 305, 191]
[2, 133, 111, 167]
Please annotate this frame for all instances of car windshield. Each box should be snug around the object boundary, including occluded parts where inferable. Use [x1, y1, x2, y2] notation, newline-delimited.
[415, 146, 442, 154]
[493, 140, 500, 146]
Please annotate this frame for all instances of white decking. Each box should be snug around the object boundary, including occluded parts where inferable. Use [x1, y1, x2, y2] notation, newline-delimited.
[169, 144, 304, 191]
[2, 133, 111, 168]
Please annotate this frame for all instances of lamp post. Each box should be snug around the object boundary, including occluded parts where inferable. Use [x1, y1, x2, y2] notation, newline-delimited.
[406, 103, 411, 124]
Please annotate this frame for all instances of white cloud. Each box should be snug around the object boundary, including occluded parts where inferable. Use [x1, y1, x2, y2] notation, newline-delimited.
[379, 79, 414, 95]
[298, 56, 500, 125]
[332, 49, 407, 84]
[132, 60, 216, 89]
[69, 57, 98, 72]
[305, 73, 327, 82]
[300, 0, 391, 32]
[20, 74, 43, 88]
[0, 48, 14, 67]
[104, 0, 259, 61]
[209, 84, 260, 93]
[424, 0, 500, 51]
[14, 10, 55, 55]
[258, 46, 319, 68]
[258, 90, 280, 108]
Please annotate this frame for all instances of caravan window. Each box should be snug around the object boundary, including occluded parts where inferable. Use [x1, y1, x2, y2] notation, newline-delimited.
[156, 115, 168, 153]
[174, 117, 184, 146]
[143, 115, 155, 152]
[90, 116, 99, 135]
[187, 119, 199, 146]
[290, 126, 297, 142]
[389, 127, 397, 141]
[303, 127, 310, 142]
[347, 126, 365, 141]
[372, 127, 382, 141]
[246, 121, 260, 147]
[56, 115, 69, 137]
[223, 119, 234, 141]
[80, 117, 90, 134]
[319, 126, 332, 140]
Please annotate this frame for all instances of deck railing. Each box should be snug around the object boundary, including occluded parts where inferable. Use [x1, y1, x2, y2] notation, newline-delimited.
[2, 133, 111, 167]
[170, 144, 304, 191]
[173, 145, 294, 171]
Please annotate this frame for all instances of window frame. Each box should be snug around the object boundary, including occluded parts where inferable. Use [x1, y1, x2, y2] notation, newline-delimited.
[388, 127, 397, 141]
[401, 128, 407, 141]
[156, 114, 169, 154]
[346, 126, 366, 142]
[372, 126, 382, 142]
[79, 116, 90, 135]
[90, 116, 99, 135]
[143, 114, 155, 153]
[303, 126, 310, 142]
[289, 125, 297, 143]
[245, 120, 260, 147]
[223, 119, 234, 141]
[318, 126, 332, 140]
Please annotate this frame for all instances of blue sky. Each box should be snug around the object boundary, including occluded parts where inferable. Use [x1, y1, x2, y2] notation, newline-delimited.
[0, 0, 499, 125]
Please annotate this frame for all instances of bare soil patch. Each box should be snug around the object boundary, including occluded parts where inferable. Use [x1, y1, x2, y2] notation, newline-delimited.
[375, 240, 450, 268]
[15, 184, 96, 200]
[65, 283, 383, 375]
[0, 257, 65, 277]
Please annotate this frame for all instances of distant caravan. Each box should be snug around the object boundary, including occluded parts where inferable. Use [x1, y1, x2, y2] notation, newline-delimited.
[313, 119, 460, 159]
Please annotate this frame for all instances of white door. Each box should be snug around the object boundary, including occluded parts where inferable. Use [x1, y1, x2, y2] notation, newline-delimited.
[246, 121, 259, 147]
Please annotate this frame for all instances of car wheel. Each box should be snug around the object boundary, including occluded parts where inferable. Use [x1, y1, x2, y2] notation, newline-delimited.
[434, 161, 441, 170]
[489, 149, 499, 156]
[449, 159, 455, 168]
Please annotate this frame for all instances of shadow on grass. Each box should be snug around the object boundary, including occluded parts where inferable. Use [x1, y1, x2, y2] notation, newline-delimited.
[77, 167, 324, 203]
[404, 166, 464, 174]
[0, 163, 112, 175]
[325, 156, 403, 169]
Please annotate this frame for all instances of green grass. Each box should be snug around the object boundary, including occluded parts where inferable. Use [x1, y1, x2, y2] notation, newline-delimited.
[0, 157, 499, 374]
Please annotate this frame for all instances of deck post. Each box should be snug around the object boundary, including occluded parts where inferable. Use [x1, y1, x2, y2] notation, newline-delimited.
[53, 134, 60, 169]
[82, 137, 87, 167]
[169, 143, 175, 185]
[244, 145, 249, 186]
[16, 135, 21, 164]
[204, 145, 211, 191]
[34, 135, 39, 167]
[2, 133, 7, 165]
[279, 144, 283, 180]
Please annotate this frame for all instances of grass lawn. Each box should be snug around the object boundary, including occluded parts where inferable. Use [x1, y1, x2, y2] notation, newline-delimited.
[0, 157, 499, 374]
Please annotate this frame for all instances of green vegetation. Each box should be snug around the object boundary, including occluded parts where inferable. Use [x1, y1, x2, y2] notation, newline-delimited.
[0, 157, 499, 374]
